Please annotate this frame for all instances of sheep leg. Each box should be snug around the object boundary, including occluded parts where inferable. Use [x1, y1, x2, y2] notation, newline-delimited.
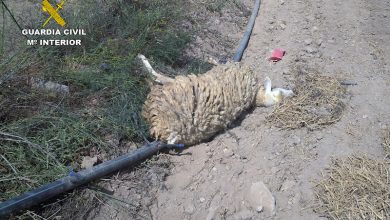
[272, 88, 294, 98]
[137, 54, 174, 84]
[264, 76, 272, 93]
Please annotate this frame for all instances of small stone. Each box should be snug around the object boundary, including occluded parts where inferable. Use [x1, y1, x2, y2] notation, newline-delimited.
[316, 39, 323, 46]
[223, 148, 234, 157]
[100, 63, 110, 71]
[200, 197, 206, 203]
[246, 181, 276, 215]
[184, 203, 195, 214]
[362, 114, 368, 119]
[312, 26, 319, 32]
[81, 156, 98, 169]
[304, 39, 312, 45]
[279, 21, 287, 30]
[256, 206, 264, 213]
[31, 78, 70, 94]
[305, 46, 318, 54]
[282, 68, 290, 75]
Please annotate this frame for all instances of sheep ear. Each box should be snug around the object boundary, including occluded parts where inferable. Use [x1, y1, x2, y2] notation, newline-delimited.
[264, 77, 272, 93]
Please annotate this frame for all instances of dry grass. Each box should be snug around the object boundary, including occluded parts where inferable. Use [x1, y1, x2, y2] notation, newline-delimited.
[383, 130, 390, 158]
[314, 155, 390, 220]
[267, 69, 347, 129]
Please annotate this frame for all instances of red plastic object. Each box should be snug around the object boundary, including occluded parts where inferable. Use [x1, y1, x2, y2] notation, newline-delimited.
[269, 49, 285, 62]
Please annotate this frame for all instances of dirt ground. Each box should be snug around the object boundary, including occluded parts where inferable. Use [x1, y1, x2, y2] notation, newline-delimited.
[91, 0, 390, 219]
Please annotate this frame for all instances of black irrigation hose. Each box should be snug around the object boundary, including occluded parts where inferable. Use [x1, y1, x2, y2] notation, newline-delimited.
[233, 0, 261, 62]
[0, 0, 262, 217]
[0, 142, 182, 217]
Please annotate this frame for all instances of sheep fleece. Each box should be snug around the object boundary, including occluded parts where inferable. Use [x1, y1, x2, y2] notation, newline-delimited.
[142, 64, 259, 146]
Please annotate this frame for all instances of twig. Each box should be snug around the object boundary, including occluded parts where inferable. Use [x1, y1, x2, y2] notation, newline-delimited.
[46, 207, 62, 220]
[0, 0, 25, 35]
[0, 154, 18, 174]
[340, 80, 358, 86]
[1, 2, 5, 54]
[25, 210, 48, 220]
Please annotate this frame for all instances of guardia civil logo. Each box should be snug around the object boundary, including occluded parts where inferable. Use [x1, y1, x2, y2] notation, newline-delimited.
[22, 0, 86, 46]
[42, 0, 66, 27]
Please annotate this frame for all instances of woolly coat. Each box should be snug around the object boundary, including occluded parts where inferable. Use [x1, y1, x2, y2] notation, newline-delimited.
[142, 63, 261, 146]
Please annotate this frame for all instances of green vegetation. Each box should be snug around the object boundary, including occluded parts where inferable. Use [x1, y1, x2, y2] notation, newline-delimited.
[0, 0, 195, 203]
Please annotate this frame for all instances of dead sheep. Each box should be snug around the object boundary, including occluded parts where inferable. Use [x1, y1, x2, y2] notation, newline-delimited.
[138, 54, 293, 146]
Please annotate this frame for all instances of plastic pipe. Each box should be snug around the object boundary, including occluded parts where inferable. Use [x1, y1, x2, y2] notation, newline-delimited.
[233, 0, 261, 62]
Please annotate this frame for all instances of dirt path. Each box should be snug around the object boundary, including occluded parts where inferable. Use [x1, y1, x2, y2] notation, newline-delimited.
[150, 0, 390, 219]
